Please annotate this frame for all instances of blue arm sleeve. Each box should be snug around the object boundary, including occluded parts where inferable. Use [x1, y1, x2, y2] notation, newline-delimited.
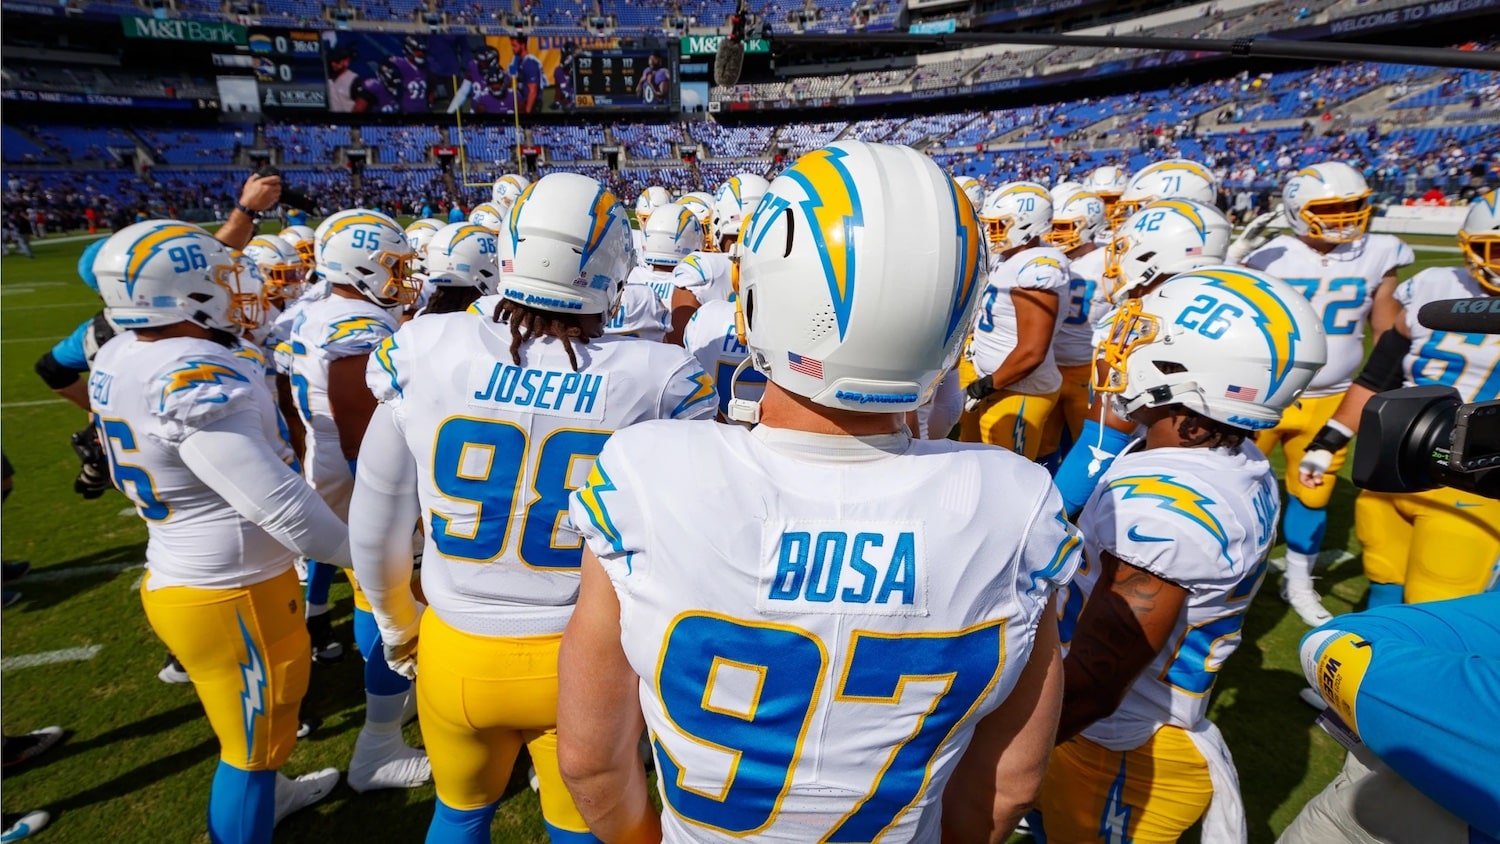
[1052, 418, 1133, 517]
[1302, 594, 1500, 837]
[50, 319, 93, 372]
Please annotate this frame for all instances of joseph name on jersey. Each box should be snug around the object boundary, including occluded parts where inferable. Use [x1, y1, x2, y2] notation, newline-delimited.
[1243, 233, 1414, 397]
[1054, 247, 1106, 367]
[967, 245, 1071, 394]
[89, 333, 297, 589]
[1396, 266, 1500, 402]
[569, 421, 1082, 842]
[672, 251, 734, 306]
[367, 312, 716, 636]
[682, 298, 767, 415]
[287, 294, 399, 499]
[1070, 442, 1278, 749]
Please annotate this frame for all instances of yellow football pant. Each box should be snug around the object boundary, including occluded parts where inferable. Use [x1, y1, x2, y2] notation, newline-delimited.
[1038, 726, 1213, 843]
[416, 611, 590, 834]
[1041, 363, 1093, 458]
[1255, 393, 1347, 510]
[957, 356, 1058, 460]
[1355, 487, 1500, 603]
[140, 568, 310, 770]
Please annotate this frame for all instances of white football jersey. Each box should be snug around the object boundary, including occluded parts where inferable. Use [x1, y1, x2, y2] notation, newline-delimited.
[89, 333, 296, 589]
[681, 298, 766, 417]
[1068, 442, 1278, 750]
[1055, 247, 1106, 367]
[605, 282, 669, 341]
[1243, 233, 1414, 397]
[287, 292, 399, 512]
[966, 246, 1071, 395]
[628, 265, 678, 311]
[369, 312, 717, 636]
[570, 422, 1082, 842]
[632, 226, 646, 266]
[672, 251, 734, 307]
[1396, 266, 1500, 403]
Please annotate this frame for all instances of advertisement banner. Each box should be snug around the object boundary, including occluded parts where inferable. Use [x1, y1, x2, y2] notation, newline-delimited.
[121, 16, 247, 45]
[1, 89, 205, 110]
[679, 35, 771, 56]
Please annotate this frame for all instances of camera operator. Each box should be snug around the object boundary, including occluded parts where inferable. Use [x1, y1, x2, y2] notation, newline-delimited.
[1299, 190, 1500, 608]
[1280, 593, 1500, 843]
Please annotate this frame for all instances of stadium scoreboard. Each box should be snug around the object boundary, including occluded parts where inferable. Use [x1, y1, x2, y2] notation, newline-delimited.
[246, 28, 327, 109]
[573, 48, 672, 110]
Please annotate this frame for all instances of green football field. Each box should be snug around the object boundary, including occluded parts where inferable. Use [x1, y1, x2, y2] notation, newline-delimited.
[0, 228, 1460, 842]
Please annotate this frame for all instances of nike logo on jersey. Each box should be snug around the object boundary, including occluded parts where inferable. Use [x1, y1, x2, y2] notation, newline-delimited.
[469, 361, 606, 421]
[1126, 526, 1172, 543]
[760, 524, 927, 616]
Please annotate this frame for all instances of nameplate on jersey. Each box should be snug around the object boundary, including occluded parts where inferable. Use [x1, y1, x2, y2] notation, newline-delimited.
[758, 521, 928, 617]
[467, 360, 607, 421]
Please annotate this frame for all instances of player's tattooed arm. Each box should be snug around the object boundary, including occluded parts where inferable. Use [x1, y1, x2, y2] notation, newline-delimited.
[1056, 552, 1187, 743]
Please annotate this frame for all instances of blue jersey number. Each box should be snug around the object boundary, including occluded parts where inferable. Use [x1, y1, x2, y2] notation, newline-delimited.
[977, 285, 999, 333]
[98, 418, 170, 521]
[1283, 277, 1369, 336]
[1413, 331, 1500, 402]
[1161, 557, 1267, 695]
[1062, 276, 1097, 326]
[655, 613, 1005, 838]
[430, 417, 607, 566]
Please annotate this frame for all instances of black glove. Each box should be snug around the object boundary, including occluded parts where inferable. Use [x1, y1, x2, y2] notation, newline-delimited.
[70, 427, 111, 500]
[965, 376, 998, 403]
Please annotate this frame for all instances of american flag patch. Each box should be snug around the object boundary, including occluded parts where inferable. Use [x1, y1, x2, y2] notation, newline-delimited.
[1185, 246, 1203, 255]
[1225, 384, 1259, 401]
[787, 352, 824, 379]
[501, 259, 514, 273]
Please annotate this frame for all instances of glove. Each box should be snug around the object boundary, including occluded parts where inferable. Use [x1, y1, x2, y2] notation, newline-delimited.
[1299, 448, 1334, 489]
[384, 634, 419, 681]
[963, 375, 998, 413]
[1226, 207, 1283, 264]
[70, 427, 111, 500]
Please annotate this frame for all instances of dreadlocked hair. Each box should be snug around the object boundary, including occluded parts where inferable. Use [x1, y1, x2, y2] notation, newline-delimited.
[491, 297, 601, 372]
[1175, 409, 1249, 451]
[423, 286, 481, 315]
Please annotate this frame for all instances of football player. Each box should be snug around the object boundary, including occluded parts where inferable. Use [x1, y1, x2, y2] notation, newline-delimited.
[1040, 187, 1108, 467]
[279, 224, 316, 273]
[611, 203, 697, 340]
[349, 173, 715, 843]
[90, 221, 347, 842]
[1038, 266, 1327, 842]
[1232, 162, 1415, 626]
[1111, 159, 1218, 230]
[955, 174, 985, 209]
[558, 140, 1079, 842]
[960, 181, 1069, 458]
[632, 185, 672, 265]
[1050, 198, 1232, 517]
[1082, 164, 1129, 243]
[469, 202, 506, 233]
[1299, 190, 1500, 607]
[491, 174, 530, 212]
[666, 173, 768, 343]
[287, 209, 431, 792]
[418, 222, 500, 316]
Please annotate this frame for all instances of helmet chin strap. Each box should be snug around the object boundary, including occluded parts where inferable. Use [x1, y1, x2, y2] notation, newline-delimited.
[725, 355, 762, 426]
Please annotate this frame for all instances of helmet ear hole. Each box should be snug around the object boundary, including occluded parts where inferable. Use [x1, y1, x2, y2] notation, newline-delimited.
[782, 207, 795, 258]
[1154, 360, 1187, 375]
[743, 288, 756, 332]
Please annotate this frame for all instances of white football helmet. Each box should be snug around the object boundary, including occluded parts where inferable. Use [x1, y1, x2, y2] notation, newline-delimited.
[1284, 162, 1373, 244]
[95, 220, 259, 331]
[979, 182, 1053, 252]
[675, 192, 715, 247]
[735, 141, 986, 417]
[318, 210, 418, 307]
[1105, 199, 1231, 304]
[641, 204, 704, 268]
[1116, 159, 1218, 227]
[1084, 165, 1130, 228]
[1046, 190, 1107, 252]
[1051, 180, 1086, 206]
[426, 222, 500, 294]
[955, 176, 985, 209]
[711, 173, 770, 249]
[501, 172, 632, 315]
[1094, 266, 1327, 431]
[243, 234, 306, 302]
[279, 224, 316, 269]
[491, 174, 530, 209]
[1459, 188, 1500, 293]
[634, 185, 672, 229]
[313, 208, 400, 268]
[469, 202, 506, 232]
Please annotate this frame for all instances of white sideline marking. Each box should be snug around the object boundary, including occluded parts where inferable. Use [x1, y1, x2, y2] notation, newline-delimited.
[3, 303, 95, 311]
[1, 399, 67, 408]
[2, 645, 102, 671]
[26, 562, 144, 583]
